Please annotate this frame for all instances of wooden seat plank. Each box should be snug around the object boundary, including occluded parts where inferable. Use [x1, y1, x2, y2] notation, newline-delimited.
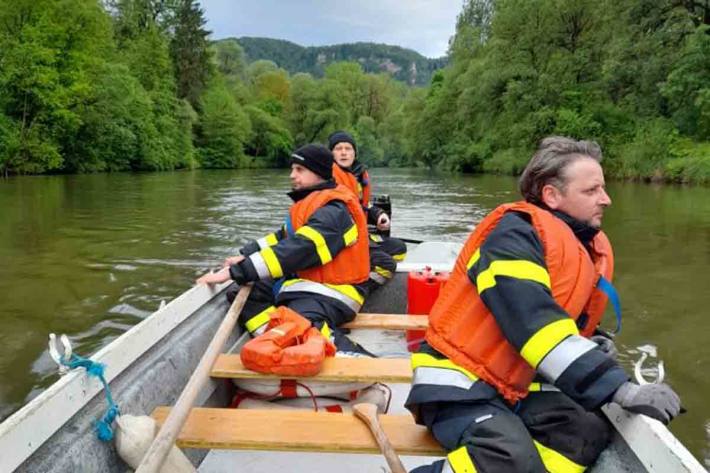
[211, 355, 412, 383]
[152, 407, 444, 456]
[342, 313, 429, 330]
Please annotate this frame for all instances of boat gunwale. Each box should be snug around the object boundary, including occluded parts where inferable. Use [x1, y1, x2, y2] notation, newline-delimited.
[0, 281, 232, 473]
[0, 240, 705, 472]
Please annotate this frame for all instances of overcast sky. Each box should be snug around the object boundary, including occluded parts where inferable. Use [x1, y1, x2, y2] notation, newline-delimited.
[200, 0, 462, 58]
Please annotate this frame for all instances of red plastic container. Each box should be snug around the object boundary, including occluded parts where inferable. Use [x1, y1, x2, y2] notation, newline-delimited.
[406, 266, 450, 352]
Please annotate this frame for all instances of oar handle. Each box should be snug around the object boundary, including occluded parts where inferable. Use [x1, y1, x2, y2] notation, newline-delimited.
[353, 403, 407, 473]
[136, 283, 253, 473]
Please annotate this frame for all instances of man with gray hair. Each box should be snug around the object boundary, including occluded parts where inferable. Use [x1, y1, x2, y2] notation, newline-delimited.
[405, 136, 681, 472]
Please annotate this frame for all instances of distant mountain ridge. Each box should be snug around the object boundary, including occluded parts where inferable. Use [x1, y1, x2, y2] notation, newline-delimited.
[228, 36, 447, 86]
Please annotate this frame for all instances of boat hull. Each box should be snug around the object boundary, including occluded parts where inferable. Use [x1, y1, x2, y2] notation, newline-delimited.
[1, 241, 704, 472]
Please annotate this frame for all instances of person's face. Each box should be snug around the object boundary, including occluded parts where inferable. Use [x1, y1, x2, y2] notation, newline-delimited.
[332, 142, 356, 168]
[290, 163, 324, 190]
[541, 157, 611, 228]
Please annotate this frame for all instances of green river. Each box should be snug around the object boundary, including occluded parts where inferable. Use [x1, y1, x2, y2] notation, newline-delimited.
[0, 168, 708, 465]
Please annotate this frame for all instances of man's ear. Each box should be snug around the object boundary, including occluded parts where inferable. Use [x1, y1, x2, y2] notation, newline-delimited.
[541, 184, 561, 210]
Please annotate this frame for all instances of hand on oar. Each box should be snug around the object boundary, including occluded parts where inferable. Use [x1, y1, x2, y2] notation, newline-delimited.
[353, 403, 407, 473]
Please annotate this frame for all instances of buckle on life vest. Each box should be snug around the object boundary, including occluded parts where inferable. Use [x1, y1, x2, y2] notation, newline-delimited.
[240, 307, 336, 376]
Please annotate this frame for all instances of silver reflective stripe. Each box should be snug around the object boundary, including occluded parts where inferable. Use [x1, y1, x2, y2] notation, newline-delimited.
[253, 324, 267, 336]
[537, 335, 597, 382]
[279, 281, 362, 312]
[369, 271, 388, 285]
[442, 463, 455, 473]
[412, 366, 476, 390]
[256, 237, 269, 249]
[249, 253, 271, 280]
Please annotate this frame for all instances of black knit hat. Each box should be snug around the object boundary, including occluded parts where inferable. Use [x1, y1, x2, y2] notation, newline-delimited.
[328, 131, 357, 154]
[290, 144, 333, 180]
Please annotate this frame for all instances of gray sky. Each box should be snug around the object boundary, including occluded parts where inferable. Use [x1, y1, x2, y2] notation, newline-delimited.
[200, 0, 462, 58]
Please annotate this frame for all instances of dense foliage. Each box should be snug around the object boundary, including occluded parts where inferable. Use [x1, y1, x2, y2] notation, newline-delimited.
[234, 37, 447, 87]
[397, 0, 710, 182]
[1, 0, 709, 183]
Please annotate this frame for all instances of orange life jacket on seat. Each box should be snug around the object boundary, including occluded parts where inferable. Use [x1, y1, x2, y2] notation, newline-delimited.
[240, 306, 337, 376]
[332, 165, 371, 207]
[289, 184, 369, 284]
[426, 202, 614, 403]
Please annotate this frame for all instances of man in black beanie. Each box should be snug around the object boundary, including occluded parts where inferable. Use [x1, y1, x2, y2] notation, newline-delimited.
[290, 143, 333, 182]
[197, 143, 374, 356]
[328, 130, 407, 294]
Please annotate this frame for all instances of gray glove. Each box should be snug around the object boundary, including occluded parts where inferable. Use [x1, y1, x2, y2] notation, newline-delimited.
[612, 382, 681, 424]
[590, 334, 618, 359]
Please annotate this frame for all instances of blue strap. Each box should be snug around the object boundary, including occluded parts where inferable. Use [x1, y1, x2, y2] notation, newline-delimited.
[597, 276, 622, 333]
[271, 278, 285, 297]
[284, 213, 294, 237]
[63, 355, 120, 441]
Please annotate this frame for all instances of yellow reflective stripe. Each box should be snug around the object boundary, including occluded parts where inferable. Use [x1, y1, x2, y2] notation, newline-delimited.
[260, 247, 283, 279]
[447, 446, 478, 473]
[466, 249, 481, 270]
[534, 440, 585, 473]
[374, 266, 393, 278]
[343, 224, 358, 246]
[245, 306, 276, 333]
[411, 353, 479, 382]
[476, 260, 550, 294]
[369, 234, 383, 242]
[281, 279, 365, 305]
[265, 233, 278, 246]
[320, 322, 332, 340]
[325, 282, 364, 304]
[521, 319, 579, 368]
[296, 225, 333, 264]
[393, 252, 406, 262]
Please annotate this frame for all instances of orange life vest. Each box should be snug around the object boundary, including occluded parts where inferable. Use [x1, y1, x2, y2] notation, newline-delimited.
[426, 202, 614, 403]
[240, 306, 337, 376]
[332, 164, 371, 207]
[289, 184, 369, 284]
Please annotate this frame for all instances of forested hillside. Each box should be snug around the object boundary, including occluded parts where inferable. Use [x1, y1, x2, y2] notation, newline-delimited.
[1, 0, 709, 183]
[232, 37, 448, 86]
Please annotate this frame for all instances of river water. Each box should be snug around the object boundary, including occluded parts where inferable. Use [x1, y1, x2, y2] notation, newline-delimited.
[0, 168, 708, 465]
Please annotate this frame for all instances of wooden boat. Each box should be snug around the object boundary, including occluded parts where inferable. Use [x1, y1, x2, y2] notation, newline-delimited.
[0, 242, 704, 472]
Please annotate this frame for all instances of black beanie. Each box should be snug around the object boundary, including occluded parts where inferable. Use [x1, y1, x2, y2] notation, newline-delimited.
[328, 131, 357, 154]
[290, 144, 333, 180]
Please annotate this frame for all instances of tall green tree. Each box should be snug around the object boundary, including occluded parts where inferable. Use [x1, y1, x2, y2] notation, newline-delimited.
[196, 80, 251, 168]
[212, 38, 247, 79]
[170, 0, 213, 108]
[663, 25, 710, 139]
[0, 0, 113, 174]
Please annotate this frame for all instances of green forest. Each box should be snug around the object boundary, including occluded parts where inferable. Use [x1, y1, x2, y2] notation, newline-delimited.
[1, 0, 709, 182]
[233, 36, 448, 86]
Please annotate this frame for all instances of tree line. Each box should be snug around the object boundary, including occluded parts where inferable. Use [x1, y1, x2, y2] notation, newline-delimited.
[1, 0, 709, 183]
[234, 36, 447, 86]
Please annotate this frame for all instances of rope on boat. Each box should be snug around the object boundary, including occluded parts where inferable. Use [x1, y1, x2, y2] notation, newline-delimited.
[62, 354, 120, 441]
[48, 333, 120, 441]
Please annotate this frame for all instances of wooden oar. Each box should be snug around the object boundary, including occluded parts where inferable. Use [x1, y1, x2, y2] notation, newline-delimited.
[136, 283, 253, 473]
[353, 403, 407, 473]
[398, 237, 423, 244]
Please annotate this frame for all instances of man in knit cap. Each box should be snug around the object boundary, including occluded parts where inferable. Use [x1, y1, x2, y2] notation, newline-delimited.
[197, 143, 372, 355]
[329, 130, 407, 294]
